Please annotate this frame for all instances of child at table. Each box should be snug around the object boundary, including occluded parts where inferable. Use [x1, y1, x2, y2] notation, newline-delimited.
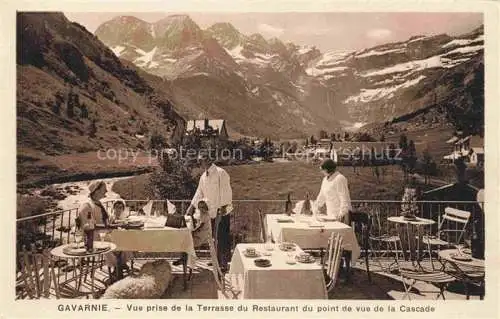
[192, 199, 212, 247]
[110, 200, 129, 221]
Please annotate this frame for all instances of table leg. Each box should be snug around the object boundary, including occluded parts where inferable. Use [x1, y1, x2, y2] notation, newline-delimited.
[396, 224, 408, 261]
[116, 252, 124, 280]
[75, 259, 82, 292]
[406, 224, 417, 263]
[182, 253, 188, 291]
[91, 257, 95, 298]
[416, 226, 423, 261]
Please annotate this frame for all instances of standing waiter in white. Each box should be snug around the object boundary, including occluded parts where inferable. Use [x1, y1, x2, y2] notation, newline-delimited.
[187, 152, 233, 272]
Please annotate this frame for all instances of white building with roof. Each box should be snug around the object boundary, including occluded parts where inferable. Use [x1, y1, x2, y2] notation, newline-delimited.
[443, 135, 484, 166]
[185, 119, 228, 140]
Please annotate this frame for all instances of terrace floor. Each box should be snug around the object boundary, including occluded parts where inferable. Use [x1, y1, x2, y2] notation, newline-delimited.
[16, 257, 484, 300]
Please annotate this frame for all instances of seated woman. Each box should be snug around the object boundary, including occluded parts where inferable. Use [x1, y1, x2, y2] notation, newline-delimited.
[172, 199, 212, 266]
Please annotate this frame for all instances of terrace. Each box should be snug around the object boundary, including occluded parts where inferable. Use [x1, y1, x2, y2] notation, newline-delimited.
[16, 199, 485, 300]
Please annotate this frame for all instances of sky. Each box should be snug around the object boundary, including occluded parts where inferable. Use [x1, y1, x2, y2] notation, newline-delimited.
[65, 12, 483, 52]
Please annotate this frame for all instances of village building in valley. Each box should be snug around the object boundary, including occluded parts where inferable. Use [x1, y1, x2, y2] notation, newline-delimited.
[443, 135, 484, 167]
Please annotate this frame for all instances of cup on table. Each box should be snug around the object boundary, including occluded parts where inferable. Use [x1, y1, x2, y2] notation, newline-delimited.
[98, 231, 107, 241]
[286, 252, 296, 264]
[245, 247, 256, 255]
[265, 235, 274, 251]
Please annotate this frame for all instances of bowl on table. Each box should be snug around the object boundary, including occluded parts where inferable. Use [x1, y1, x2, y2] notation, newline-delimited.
[254, 258, 272, 267]
[295, 252, 315, 264]
[279, 242, 296, 252]
[317, 216, 337, 222]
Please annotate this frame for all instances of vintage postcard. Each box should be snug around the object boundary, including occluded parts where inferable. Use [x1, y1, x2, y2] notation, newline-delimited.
[1, 0, 499, 318]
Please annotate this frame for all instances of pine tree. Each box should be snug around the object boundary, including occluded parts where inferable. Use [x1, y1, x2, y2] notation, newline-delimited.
[52, 100, 61, 115]
[79, 103, 88, 119]
[89, 119, 97, 138]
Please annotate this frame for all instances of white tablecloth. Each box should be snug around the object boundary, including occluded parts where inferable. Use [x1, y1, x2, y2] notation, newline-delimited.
[266, 214, 361, 261]
[105, 227, 196, 267]
[229, 243, 327, 299]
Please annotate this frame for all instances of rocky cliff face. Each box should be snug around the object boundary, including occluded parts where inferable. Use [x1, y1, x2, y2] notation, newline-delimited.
[308, 27, 484, 124]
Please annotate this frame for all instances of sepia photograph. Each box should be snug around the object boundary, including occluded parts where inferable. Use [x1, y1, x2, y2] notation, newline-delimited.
[10, 2, 495, 310]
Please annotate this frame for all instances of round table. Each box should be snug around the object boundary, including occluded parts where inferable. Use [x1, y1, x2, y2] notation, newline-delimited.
[438, 249, 484, 268]
[387, 216, 435, 266]
[51, 241, 116, 298]
[387, 216, 435, 226]
[438, 249, 485, 299]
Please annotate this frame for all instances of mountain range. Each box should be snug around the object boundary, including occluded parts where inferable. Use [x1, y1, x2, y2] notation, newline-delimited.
[95, 14, 484, 137]
[17, 12, 484, 170]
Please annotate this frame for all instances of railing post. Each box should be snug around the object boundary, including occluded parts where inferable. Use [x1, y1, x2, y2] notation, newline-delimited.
[67, 209, 73, 245]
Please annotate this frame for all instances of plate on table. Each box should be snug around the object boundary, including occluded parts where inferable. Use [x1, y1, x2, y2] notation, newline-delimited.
[295, 253, 316, 264]
[461, 248, 472, 255]
[108, 221, 126, 228]
[63, 246, 87, 256]
[123, 221, 144, 229]
[403, 215, 417, 221]
[254, 258, 272, 268]
[276, 216, 294, 223]
[94, 242, 111, 250]
[69, 242, 85, 249]
[243, 248, 261, 258]
[451, 253, 473, 262]
[317, 216, 337, 222]
[279, 242, 296, 252]
[308, 222, 325, 228]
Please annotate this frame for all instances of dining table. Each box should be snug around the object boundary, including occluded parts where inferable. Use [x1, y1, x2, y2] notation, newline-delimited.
[229, 243, 328, 299]
[102, 217, 197, 289]
[266, 214, 361, 262]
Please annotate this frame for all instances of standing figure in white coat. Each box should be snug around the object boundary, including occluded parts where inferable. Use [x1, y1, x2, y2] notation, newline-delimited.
[186, 153, 233, 272]
[314, 159, 352, 223]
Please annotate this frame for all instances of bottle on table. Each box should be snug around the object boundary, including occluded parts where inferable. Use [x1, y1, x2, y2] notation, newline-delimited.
[471, 219, 484, 259]
[285, 193, 292, 216]
[83, 211, 95, 252]
[301, 192, 313, 216]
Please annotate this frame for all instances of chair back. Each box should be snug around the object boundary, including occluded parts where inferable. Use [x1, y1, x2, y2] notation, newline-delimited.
[18, 245, 59, 299]
[369, 206, 385, 237]
[443, 207, 471, 224]
[326, 233, 344, 291]
[438, 207, 471, 244]
[207, 238, 227, 295]
[348, 210, 371, 249]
